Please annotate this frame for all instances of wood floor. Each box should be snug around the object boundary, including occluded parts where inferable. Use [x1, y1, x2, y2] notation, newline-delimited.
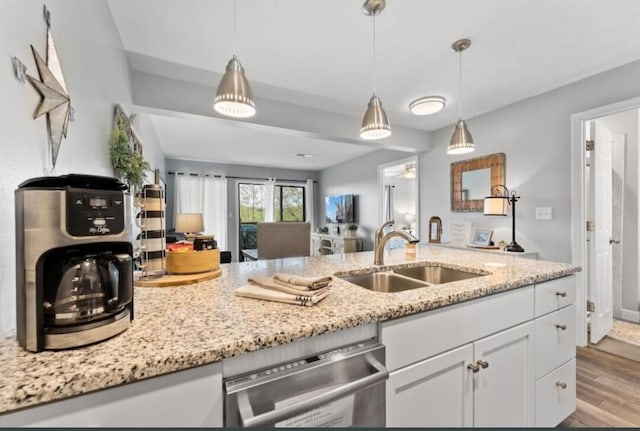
[560, 346, 640, 427]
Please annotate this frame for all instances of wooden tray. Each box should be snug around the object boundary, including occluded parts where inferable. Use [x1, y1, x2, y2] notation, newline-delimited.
[135, 268, 222, 287]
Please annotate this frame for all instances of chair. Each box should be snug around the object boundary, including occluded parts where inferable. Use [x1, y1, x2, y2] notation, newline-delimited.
[257, 222, 311, 260]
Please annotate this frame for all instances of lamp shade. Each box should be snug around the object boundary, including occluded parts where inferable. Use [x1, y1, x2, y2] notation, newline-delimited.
[175, 213, 204, 233]
[360, 95, 391, 140]
[484, 197, 508, 216]
[214, 56, 256, 118]
[447, 119, 475, 155]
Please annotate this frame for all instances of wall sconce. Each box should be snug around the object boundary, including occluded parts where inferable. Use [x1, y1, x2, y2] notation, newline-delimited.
[175, 213, 204, 240]
[484, 185, 524, 252]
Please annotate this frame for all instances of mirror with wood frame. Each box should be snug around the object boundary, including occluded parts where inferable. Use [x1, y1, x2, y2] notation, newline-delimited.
[450, 153, 506, 212]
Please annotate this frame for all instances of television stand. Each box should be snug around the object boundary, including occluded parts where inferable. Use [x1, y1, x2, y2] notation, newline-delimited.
[311, 233, 360, 256]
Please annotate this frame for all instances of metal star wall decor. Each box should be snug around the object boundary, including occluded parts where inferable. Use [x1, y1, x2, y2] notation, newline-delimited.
[26, 7, 71, 170]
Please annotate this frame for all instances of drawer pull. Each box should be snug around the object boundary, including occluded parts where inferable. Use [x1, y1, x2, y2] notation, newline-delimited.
[477, 360, 489, 369]
[556, 324, 567, 331]
[467, 363, 480, 373]
[556, 381, 567, 389]
[556, 292, 567, 297]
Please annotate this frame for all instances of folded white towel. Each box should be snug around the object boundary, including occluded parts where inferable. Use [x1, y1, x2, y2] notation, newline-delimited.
[272, 273, 332, 290]
[235, 284, 329, 306]
[248, 276, 329, 297]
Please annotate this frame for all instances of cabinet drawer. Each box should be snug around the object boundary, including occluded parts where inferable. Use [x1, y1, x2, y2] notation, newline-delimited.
[535, 304, 576, 378]
[534, 275, 575, 317]
[535, 359, 576, 427]
[381, 286, 534, 371]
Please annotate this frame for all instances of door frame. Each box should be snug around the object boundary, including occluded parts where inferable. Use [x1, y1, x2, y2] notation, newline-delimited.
[570, 95, 640, 346]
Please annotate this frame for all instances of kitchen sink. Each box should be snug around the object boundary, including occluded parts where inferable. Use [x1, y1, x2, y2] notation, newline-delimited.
[393, 265, 485, 284]
[339, 272, 430, 293]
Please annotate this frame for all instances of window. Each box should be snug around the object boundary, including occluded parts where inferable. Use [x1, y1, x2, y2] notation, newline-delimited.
[238, 183, 306, 223]
[275, 185, 305, 222]
[238, 183, 265, 223]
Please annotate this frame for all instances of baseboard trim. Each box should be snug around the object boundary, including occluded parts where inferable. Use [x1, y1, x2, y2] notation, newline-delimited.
[621, 309, 640, 323]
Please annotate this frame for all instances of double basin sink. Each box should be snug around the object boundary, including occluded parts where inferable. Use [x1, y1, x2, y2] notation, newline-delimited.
[339, 265, 487, 293]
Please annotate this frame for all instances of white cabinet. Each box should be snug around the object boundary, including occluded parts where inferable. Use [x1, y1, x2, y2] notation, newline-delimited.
[384, 275, 576, 428]
[473, 322, 535, 427]
[0, 363, 223, 427]
[387, 344, 473, 427]
[386, 322, 534, 428]
[310, 233, 359, 256]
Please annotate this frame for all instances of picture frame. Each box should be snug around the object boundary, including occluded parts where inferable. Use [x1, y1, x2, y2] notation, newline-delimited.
[471, 229, 493, 247]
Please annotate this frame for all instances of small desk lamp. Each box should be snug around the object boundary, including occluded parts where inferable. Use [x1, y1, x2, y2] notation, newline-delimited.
[175, 213, 204, 241]
[484, 185, 524, 252]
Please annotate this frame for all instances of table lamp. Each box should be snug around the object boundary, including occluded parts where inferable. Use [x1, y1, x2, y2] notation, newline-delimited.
[484, 185, 524, 252]
[175, 213, 204, 241]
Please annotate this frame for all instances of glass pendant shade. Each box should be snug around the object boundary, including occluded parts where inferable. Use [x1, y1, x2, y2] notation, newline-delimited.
[360, 95, 391, 140]
[447, 119, 475, 155]
[214, 56, 256, 118]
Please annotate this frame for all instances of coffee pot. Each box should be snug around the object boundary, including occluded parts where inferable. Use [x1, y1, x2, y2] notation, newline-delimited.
[45, 253, 132, 326]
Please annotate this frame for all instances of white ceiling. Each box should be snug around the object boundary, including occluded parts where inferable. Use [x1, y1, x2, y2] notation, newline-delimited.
[108, 0, 640, 168]
[146, 113, 377, 170]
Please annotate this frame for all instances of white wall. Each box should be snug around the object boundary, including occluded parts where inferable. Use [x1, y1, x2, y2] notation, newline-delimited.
[317, 149, 413, 251]
[0, 0, 164, 336]
[595, 110, 639, 316]
[420, 59, 640, 263]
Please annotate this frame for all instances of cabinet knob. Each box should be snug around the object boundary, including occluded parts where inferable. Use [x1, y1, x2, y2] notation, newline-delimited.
[477, 359, 489, 369]
[555, 324, 567, 331]
[556, 292, 567, 297]
[467, 363, 480, 373]
[556, 381, 567, 389]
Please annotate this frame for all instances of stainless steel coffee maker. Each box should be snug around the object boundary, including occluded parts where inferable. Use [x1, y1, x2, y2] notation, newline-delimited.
[15, 174, 134, 352]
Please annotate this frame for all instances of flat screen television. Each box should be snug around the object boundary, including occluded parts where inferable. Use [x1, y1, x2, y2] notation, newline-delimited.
[325, 194, 355, 224]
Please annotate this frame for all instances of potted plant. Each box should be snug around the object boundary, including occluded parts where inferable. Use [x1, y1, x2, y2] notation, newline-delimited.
[109, 109, 150, 191]
[347, 223, 358, 237]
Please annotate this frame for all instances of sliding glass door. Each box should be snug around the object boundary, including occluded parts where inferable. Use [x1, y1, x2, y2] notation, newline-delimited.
[237, 182, 306, 260]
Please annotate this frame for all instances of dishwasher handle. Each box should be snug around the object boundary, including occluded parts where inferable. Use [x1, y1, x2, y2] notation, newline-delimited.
[237, 353, 389, 428]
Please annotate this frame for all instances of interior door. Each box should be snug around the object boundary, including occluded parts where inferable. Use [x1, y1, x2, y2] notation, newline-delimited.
[590, 124, 614, 343]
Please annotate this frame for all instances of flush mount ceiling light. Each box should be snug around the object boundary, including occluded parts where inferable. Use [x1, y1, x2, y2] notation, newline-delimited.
[295, 153, 313, 158]
[409, 96, 446, 116]
[360, 0, 391, 140]
[447, 38, 475, 155]
[214, 0, 256, 118]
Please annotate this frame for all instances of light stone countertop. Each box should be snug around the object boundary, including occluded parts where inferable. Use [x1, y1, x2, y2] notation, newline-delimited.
[0, 245, 579, 415]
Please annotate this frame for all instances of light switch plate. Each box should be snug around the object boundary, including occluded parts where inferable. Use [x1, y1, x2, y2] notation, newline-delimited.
[535, 207, 553, 220]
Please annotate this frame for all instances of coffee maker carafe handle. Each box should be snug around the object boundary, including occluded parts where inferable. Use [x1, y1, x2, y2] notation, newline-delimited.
[101, 253, 133, 312]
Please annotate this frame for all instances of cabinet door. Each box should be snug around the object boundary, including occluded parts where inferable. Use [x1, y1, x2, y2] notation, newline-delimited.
[332, 238, 345, 254]
[310, 236, 321, 256]
[387, 344, 473, 427]
[473, 322, 535, 428]
[0, 363, 223, 427]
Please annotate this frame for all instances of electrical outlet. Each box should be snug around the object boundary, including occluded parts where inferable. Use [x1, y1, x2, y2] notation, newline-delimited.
[535, 207, 553, 220]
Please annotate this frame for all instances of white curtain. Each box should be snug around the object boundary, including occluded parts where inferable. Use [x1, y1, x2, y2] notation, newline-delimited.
[305, 179, 315, 232]
[174, 175, 228, 250]
[264, 178, 276, 222]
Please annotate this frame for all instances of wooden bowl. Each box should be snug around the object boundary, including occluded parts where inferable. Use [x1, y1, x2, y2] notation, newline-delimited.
[166, 249, 220, 274]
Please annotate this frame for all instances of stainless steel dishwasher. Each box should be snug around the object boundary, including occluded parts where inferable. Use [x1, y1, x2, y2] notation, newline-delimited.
[224, 339, 388, 427]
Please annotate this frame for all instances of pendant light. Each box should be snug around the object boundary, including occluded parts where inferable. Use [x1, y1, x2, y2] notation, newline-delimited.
[447, 38, 474, 155]
[360, 0, 391, 140]
[214, 0, 255, 118]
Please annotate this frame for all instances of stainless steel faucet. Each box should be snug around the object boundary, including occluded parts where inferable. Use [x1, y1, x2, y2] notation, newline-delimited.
[374, 220, 419, 265]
